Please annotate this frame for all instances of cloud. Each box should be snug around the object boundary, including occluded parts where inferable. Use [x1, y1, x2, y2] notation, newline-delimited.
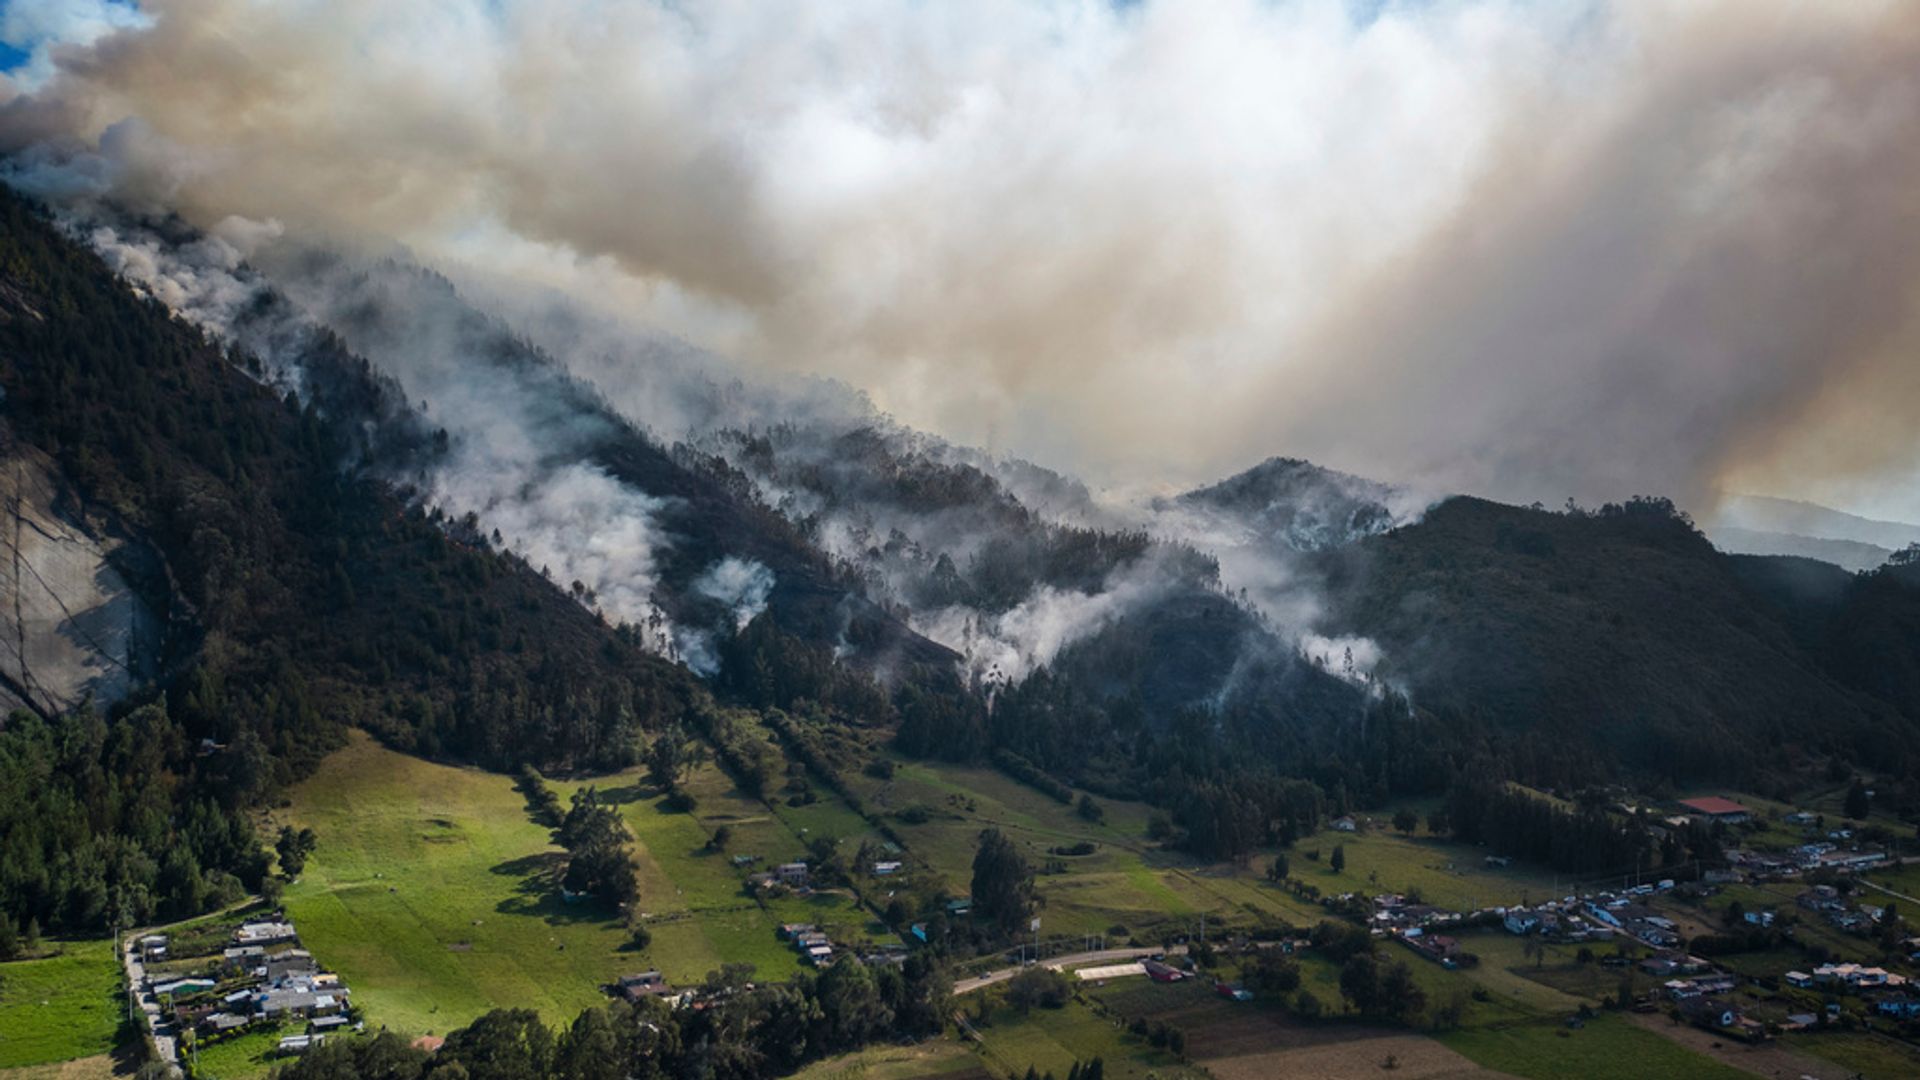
[0, 0, 146, 89]
[3, 0, 1919, 518]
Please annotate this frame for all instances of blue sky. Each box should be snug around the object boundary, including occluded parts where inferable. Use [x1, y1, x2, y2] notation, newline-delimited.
[0, 0, 146, 76]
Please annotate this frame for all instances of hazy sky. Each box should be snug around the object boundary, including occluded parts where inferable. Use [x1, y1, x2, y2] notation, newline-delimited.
[3, 0, 1918, 521]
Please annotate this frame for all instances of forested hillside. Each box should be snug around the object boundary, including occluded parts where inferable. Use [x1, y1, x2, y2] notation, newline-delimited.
[1310, 496, 1918, 788]
[0, 187, 707, 938]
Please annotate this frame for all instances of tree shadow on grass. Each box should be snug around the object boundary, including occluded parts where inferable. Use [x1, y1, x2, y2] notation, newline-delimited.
[487, 853, 617, 926]
[490, 852, 566, 880]
[595, 782, 660, 806]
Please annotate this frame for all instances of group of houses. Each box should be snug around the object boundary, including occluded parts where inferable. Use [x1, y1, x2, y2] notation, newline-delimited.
[779, 922, 839, 968]
[1729, 842, 1890, 881]
[1370, 893, 1466, 934]
[1784, 962, 1909, 993]
[1498, 881, 1679, 948]
[143, 916, 355, 1058]
[1796, 884, 1892, 934]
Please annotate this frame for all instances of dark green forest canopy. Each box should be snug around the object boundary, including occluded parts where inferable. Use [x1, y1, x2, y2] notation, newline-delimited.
[0, 186, 705, 937]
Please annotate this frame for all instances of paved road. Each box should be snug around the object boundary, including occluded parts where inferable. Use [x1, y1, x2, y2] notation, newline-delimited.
[121, 937, 180, 1075]
[953, 944, 1188, 995]
[120, 897, 259, 1078]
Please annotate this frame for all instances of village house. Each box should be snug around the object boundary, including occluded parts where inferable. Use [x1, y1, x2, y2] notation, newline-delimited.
[1679, 996, 1740, 1030]
[1639, 953, 1709, 978]
[138, 934, 169, 961]
[199, 1012, 249, 1036]
[235, 920, 298, 947]
[1813, 849, 1888, 873]
[773, 862, 811, 888]
[265, 949, 318, 983]
[1143, 959, 1185, 982]
[1331, 816, 1358, 832]
[255, 985, 347, 1019]
[1665, 973, 1737, 1000]
[1503, 909, 1540, 935]
[1395, 928, 1460, 968]
[1213, 980, 1254, 1002]
[1873, 994, 1920, 1019]
[1676, 995, 1766, 1040]
[617, 971, 671, 1002]
[1811, 963, 1907, 991]
[1798, 884, 1843, 912]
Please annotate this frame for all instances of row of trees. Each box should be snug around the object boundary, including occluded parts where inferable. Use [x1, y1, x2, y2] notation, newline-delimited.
[273, 954, 951, 1080]
[1443, 777, 1661, 876]
[971, 829, 1036, 928]
[554, 789, 637, 906]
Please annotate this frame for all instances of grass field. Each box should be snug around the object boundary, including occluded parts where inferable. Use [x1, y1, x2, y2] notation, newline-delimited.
[966, 996, 1199, 1080]
[0, 1056, 126, 1080]
[0, 940, 123, 1069]
[1440, 1014, 1750, 1080]
[281, 733, 656, 1034]
[788, 1042, 985, 1080]
[1290, 823, 1565, 912]
[1789, 1030, 1920, 1078]
[279, 731, 876, 1036]
[850, 756, 1339, 941]
[186, 1025, 290, 1080]
[1865, 861, 1920, 900]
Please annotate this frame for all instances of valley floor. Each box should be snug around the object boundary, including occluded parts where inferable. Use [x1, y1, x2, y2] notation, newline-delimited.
[22, 733, 1920, 1080]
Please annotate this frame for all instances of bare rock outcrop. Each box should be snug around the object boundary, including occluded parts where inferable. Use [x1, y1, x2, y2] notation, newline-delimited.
[0, 430, 163, 718]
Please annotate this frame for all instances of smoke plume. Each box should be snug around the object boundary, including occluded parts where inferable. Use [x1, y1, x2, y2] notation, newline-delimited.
[5, 1, 1920, 513]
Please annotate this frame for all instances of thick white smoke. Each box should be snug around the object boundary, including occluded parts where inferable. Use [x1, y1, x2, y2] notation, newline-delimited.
[34, 201, 694, 663]
[693, 556, 775, 632]
[5, 2, 1920, 521]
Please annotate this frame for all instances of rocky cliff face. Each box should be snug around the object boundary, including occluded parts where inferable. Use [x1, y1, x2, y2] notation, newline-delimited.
[0, 430, 163, 718]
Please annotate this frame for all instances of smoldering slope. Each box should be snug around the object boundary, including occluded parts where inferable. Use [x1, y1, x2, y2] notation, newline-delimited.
[12, 184, 1400, 694]
[53, 204, 805, 673]
[4, 1, 1920, 520]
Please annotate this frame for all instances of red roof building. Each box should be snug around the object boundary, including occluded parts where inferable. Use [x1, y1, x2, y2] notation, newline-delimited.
[1678, 797, 1751, 821]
